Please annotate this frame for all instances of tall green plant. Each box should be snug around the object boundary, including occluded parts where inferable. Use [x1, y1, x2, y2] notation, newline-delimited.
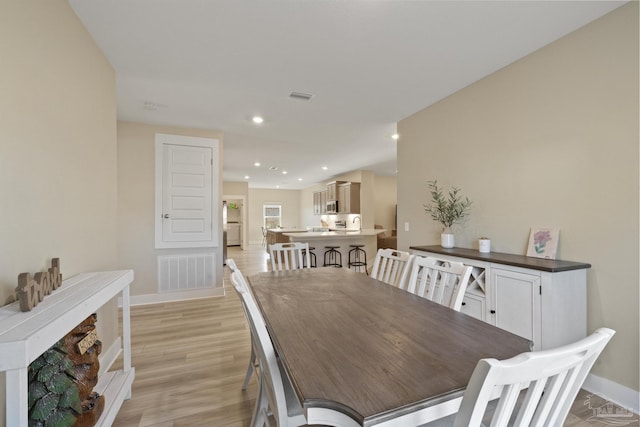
[423, 180, 472, 229]
[28, 340, 81, 427]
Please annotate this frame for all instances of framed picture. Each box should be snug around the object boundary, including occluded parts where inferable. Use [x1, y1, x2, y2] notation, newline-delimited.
[526, 227, 560, 259]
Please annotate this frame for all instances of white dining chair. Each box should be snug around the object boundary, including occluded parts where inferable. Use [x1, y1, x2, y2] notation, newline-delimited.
[230, 271, 307, 427]
[226, 257, 239, 272]
[226, 262, 257, 390]
[370, 249, 414, 289]
[449, 327, 616, 427]
[405, 256, 472, 311]
[269, 242, 311, 271]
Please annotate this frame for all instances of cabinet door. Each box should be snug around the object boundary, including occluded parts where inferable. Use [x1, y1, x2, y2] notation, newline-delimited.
[347, 182, 360, 214]
[320, 190, 327, 214]
[327, 183, 337, 200]
[491, 267, 541, 348]
[313, 191, 322, 214]
[461, 292, 485, 321]
[338, 184, 348, 213]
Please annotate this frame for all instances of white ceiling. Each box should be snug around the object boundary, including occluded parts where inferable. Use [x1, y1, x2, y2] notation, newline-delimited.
[68, 0, 624, 189]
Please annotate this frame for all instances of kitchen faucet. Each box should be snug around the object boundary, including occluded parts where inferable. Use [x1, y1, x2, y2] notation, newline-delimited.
[352, 216, 361, 231]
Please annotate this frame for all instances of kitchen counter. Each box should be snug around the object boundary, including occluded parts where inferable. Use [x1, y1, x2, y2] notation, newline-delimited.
[267, 228, 307, 233]
[286, 229, 384, 239]
[285, 229, 385, 270]
[265, 228, 308, 252]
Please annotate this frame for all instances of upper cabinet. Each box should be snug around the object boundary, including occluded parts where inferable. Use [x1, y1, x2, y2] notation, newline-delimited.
[338, 182, 360, 214]
[313, 181, 361, 215]
[326, 181, 346, 201]
[313, 190, 327, 215]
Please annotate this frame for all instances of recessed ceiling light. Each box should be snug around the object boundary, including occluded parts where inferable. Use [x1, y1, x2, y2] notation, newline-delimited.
[254, 162, 261, 167]
[392, 133, 399, 140]
[321, 166, 328, 171]
[244, 175, 250, 180]
[298, 178, 303, 181]
[282, 171, 288, 175]
[276, 185, 280, 189]
[252, 116, 264, 124]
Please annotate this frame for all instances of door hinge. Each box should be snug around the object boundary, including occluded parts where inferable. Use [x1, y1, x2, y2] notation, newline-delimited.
[539, 285, 542, 295]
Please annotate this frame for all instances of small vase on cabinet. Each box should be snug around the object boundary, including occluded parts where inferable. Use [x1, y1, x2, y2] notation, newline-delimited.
[441, 228, 455, 248]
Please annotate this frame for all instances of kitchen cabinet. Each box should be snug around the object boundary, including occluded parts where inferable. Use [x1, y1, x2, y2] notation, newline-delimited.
[313, 190, 327, 215]
[461, 288, 486, 321]
[265, 228, 308, 253]
[337, 182, 360, 214]
[410, 245, 590, 350]
[492, 267, 541, 346]
[326, 181, 346, 202]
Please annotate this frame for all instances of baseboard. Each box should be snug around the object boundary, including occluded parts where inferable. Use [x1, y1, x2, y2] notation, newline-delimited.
[583, 373, 640, 414]
[98, 337, 122, 376]
[118, 287, 226, 307]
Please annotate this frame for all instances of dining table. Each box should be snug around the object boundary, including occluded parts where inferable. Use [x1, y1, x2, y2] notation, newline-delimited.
[247, 267, 532, 427]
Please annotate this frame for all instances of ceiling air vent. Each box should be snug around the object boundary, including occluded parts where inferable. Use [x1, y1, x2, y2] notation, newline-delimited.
[289, 91, 314, 101]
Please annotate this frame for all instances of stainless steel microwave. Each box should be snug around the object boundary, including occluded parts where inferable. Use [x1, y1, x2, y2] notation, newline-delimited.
[326, 200, 338, 214]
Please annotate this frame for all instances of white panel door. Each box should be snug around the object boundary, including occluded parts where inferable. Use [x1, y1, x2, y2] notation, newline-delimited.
[155, 134, 219, 248]
[163, 144, 212, 242]
[491, 267, 541, 347]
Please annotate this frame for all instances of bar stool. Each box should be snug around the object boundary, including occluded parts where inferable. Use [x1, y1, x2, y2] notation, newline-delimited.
[303, 246, 317, 268]
[348, 244, 367, 274]
[323, 246, 342, 268]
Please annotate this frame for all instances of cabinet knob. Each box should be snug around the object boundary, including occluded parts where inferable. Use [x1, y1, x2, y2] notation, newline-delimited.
[490, 310, 496, 314]
[461, 302, 466, 306]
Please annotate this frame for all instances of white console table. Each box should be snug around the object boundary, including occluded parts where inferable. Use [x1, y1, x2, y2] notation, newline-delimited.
[410, 246, 590, 351]
[0, 270, 135, 427]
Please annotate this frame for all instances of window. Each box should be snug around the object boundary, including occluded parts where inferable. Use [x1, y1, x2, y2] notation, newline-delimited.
[263, 204, 282, 229]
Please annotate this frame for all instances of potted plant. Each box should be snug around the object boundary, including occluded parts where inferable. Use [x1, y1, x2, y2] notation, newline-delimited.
[423, 180, 472, 248]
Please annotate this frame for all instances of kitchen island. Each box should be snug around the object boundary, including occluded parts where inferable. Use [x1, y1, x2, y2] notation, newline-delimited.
[284, 229, 384, 271]
[265, 228, 308, 251]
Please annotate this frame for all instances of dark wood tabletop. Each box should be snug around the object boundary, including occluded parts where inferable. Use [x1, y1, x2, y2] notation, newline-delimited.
[247, 267, 531, 426]
[409, 245, 591, 272]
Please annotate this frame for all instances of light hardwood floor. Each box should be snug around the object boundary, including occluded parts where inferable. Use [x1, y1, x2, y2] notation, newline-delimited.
[111, 245, 637, 427]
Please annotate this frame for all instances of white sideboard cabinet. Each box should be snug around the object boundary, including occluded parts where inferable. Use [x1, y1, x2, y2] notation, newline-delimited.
[0, 269, 135, 427]
[410, 246, 590, 350]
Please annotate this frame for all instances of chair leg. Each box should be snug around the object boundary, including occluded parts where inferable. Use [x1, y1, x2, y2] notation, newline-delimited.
[241, 343, 256, 390]
[250, 376, 268, 427]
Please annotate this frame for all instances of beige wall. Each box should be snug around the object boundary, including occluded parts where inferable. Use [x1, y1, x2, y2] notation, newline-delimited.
[117, 121, 224, 297]
[224, 181, 249, 197]
[374, 175, 398, 231]
[248, 189, 302, 243]
[398, 3, 638, 392]
[0, 0, 118, 423]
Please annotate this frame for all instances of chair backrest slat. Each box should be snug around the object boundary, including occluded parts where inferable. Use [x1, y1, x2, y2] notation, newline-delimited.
[453, 328, 615, 427]
[269, 242, 310, 271]
[370, 249, 413, 289]
[406, 256, 472, 311]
